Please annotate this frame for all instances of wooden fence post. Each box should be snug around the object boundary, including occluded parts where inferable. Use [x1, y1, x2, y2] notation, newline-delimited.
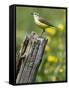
[16, 32, 48, 84]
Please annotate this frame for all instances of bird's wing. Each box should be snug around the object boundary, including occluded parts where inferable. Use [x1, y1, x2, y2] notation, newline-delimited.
[38, 16, 55, 27]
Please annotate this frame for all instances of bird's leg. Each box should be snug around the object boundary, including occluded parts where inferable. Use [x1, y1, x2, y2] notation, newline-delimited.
[41, 29, 45, 36]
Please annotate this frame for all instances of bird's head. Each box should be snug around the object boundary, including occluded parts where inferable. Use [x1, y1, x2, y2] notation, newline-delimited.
[33, 12, 39, 16]
[32, 12, 39, 19]
[32, 12, 39, 17]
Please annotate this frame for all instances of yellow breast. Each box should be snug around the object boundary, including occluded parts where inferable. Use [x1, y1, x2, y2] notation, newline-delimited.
[34, 19, 48, 28]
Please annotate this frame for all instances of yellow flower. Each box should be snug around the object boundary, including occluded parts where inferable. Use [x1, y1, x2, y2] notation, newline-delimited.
[47, 55, 58, 63]
[59, 68, 64, 73]
[51, 76, 56, 81]
[46, 28, 56, 35]
[58, 24, 64, 31]
[45, 45, 50, 52]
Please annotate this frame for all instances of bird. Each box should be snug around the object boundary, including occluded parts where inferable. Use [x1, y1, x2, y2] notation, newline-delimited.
[32, 12, 56, 36]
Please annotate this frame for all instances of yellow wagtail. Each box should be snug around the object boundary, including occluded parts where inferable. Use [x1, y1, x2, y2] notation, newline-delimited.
[32, 12, 56, 36]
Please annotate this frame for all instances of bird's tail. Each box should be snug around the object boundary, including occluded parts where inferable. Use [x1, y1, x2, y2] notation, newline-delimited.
[50, 24, 56, 28]
[50, 24, 59, 30]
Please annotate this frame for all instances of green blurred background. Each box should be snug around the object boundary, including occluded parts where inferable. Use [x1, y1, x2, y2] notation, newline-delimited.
[16, 6, 66, 82]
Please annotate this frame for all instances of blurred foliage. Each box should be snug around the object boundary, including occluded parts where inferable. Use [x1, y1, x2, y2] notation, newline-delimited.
[16, 6, 66, 82]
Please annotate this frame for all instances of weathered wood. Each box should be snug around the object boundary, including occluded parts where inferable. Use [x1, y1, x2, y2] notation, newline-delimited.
[16, 32, 48, 84]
